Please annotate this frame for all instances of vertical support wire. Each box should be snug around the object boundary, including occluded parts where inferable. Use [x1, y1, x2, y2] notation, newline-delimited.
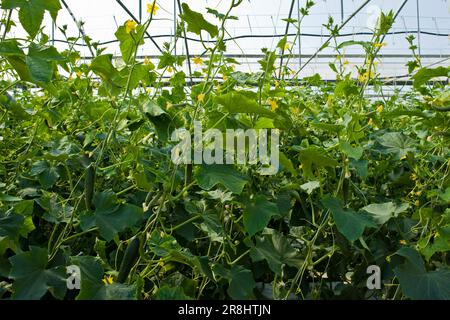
[176, 0, 193, 84]
[278, 0, 296, 78]
[173, 0, 177, 55]
[297, 0, 301, 70]
[416, 0, 421, 56]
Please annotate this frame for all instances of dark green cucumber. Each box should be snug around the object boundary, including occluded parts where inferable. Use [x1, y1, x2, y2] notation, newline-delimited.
[117, 237, 140, 283]
[84, 158, 96, 211]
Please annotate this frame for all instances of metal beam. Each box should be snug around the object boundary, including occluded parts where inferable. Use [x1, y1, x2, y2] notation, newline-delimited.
[61, 0, 95, 56]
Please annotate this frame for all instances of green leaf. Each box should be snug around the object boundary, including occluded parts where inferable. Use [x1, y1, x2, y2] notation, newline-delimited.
[80, 190, 143, 241]
[321, 195, 374, 242]
[29, 160, 59, 188]
[420, 225, 450, 261]
[90, 54, 120, 81]
[412, 66, 449, 89]
[26, 43, 64, 83]
[196, 165, 248, 194]
[394, 247, 450, 300]
[250, 229, 303, 274]
[296, 146, 338, 179]
[2, 0, 61, 37]
[243, 195, 278, 236]
[377, 132, 415, 159]
[9, 246, 66, 300]
[18, 1, 45, 38]
[361, 202, 408, 225]
[71, 256, 137, 300]
[212, 264, 255, 299]
[0, 39, 24, 56]
[154, 286, 191, 300]
[337, 40, 372, 52]
[115, 24, 145, 64]
[439, 187, 450, 202]
[180, 3, 218, 38]
[340, 141, 363, 160]
[215, 92, 275, 116]
[0, 214, 23, 239]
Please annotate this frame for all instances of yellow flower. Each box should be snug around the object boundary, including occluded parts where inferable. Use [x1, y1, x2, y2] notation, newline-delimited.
[197, 93, 205, 103]
[102, 275, 114, 285]
[144, 56, 151, 65]
[376, 105, 384, 113]
[358, 71, 369, 83]
[166, 102, 173, 109]
[399, 240, 407, 245]
[76, 71, 82, 78]
[343, 59, 349, 65]
[284, 42, 291, 51]
[147, 2, 159, 15]
[222, 74, 228, 81]
[167, 66, 173, 73]
[125, 20, 137, 34]
[368, 118, 374, 126]
[400, 155, 407, 160]
[267, 98, 278, 111]
[274, 80, 280, 87]
[192, 56, 203, 65]
[374, 42, 387, 48]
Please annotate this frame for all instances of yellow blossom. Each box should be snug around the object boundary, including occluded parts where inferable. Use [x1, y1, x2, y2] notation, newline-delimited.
[167, 66, 173, 73]
[343, 59, 349, 65]
[399, 240, 407, 245]
[400, 155, 407, 160]
[147, 2, 159, 15]
[222, 74, 228, 81]
[166, 102, 173, 109]
[374, 42, 387, 48]
[125, 20, 137, 34]
[376, 105, 384, 113]
[267, 98, 278, 111]
[197, 93, 205, 103]
[284, 42, 291, 51]
[102, 275, 114, 285]
[76, 71, 82, 78]
[368, 118, 374, 126]
[358, 71, 369, 83]
[144, 56, 151, 65]
[274, 80, 280, 87]
[192, 56, 203, 65]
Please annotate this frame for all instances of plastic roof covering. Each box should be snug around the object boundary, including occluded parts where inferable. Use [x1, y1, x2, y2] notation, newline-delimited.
[5, 0, 450, 81]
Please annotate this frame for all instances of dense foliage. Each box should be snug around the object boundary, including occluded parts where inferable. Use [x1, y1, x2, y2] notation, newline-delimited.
[0, 0, 449, 300]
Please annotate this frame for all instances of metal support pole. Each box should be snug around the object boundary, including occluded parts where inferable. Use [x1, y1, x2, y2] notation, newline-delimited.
[278, 0, 296, 78]
[416, 0, 421, 56]
[61, 0, 95, 56]
[52, 21, 55, 46]
[177, 0, 193, 83]
[297, 0, 301, 70]
[139, 0, 142, 23]
[340, 0, 344, 23]
[174, 0, 177, 55]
